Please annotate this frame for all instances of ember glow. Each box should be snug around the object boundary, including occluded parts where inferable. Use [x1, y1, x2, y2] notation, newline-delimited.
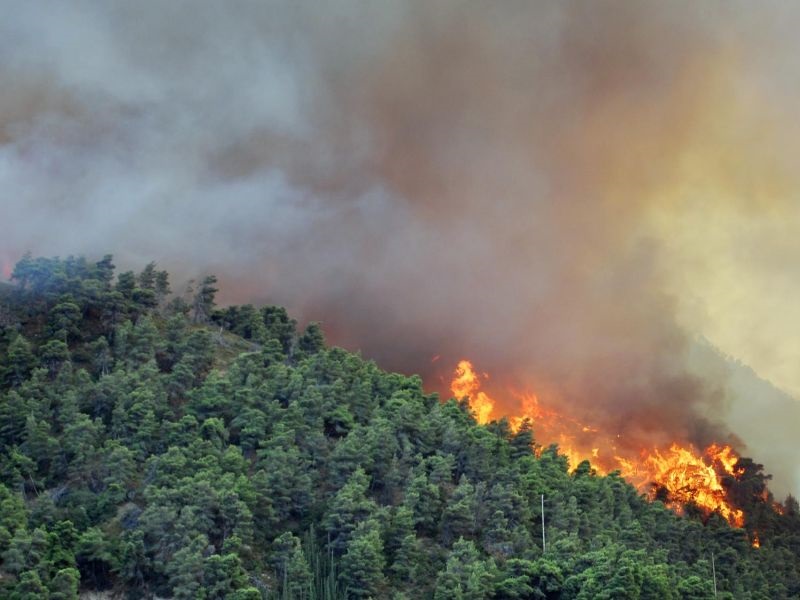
[450, 360, 746, 527]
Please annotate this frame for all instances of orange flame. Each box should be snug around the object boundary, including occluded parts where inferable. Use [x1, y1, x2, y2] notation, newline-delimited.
[451, 360, 494, 424]
[706, 443, 742, 477]
[450, 359, 746, 527]
[619, 443, 744, 527]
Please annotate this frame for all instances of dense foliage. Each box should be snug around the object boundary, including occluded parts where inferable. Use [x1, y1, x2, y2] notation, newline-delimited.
[0, 254, 798, 599]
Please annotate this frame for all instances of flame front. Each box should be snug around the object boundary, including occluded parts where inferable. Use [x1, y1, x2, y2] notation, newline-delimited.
[450, 359, 745, 527]
[619, 444, 744, 527]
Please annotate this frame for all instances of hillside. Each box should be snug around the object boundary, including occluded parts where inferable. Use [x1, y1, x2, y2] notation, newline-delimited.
[0, 254, 798, 599]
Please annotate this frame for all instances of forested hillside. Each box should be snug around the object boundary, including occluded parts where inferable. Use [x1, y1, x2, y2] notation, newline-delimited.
[0, 254, 798, 599]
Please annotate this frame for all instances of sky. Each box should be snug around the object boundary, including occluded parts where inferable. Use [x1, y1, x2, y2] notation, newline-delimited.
[1, 1, 799, 495]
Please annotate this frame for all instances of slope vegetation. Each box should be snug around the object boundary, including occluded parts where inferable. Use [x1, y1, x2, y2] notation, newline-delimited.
[0, 254, 798, 599]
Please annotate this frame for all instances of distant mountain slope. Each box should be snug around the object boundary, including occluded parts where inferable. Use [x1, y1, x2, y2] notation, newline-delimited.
[690, 338, 800, 499]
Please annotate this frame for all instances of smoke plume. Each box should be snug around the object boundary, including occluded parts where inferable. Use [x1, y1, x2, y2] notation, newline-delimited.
[2, 1, 800, 495]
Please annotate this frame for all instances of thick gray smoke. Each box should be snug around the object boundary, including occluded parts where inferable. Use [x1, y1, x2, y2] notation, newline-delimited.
[2, 1, 799, 495]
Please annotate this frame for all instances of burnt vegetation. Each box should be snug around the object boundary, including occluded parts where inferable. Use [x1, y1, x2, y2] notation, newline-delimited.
[0, 254, 798, 599]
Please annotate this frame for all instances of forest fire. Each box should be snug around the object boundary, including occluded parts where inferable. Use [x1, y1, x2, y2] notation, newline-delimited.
[620, 444, 744, 527]
[450, 359, 746, 527]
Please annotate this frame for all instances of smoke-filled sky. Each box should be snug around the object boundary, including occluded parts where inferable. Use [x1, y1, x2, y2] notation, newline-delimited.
[2, 1, 800, 495]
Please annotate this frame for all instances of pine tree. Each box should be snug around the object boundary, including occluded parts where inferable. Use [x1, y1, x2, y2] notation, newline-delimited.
[272, 532, 313, 599]
[441, 476, 476, 545]
[49, 567, 80, 600]
[324, 468, 378, 553]
[339, 520, 386, 599]
[192, 276, 219, 324]
[433, 538, 495, 600]
[3, 335, 36, 387]
[10, 570, 49, 600]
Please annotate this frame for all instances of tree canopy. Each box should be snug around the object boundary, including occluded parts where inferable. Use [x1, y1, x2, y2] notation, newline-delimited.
[0, 254, 797, 599]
